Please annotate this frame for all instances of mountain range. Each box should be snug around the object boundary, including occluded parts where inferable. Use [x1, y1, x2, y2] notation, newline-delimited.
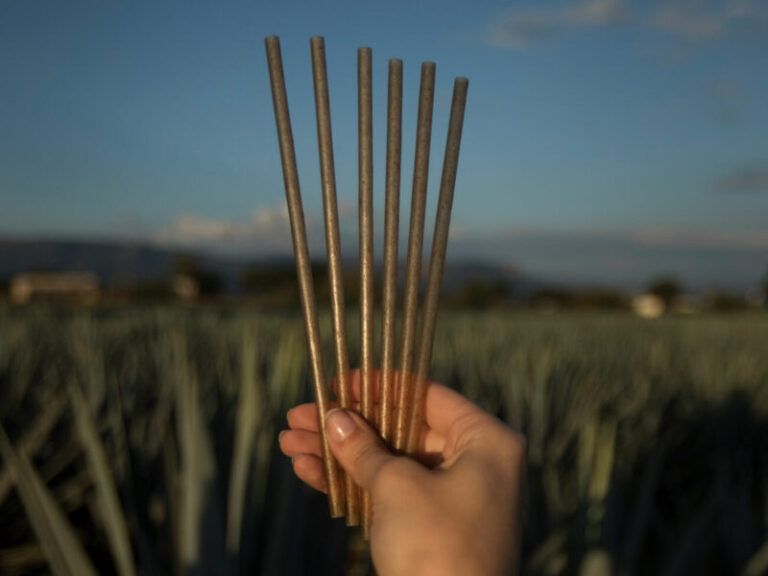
[0, 237, 524, 295]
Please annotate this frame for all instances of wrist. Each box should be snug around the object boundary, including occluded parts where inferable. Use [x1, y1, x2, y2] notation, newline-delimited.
[409, 540, 510, 576]
[418, 556, 507, 576]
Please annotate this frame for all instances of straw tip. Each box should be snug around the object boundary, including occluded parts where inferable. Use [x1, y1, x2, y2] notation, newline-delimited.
[389, 57, 403, 66]
[422, 61, 436, 69]
[358, 46, 372, 54]
[310, 36, 325, 45]
[329, 495, 345, 518]
[264, 36, 280, 51]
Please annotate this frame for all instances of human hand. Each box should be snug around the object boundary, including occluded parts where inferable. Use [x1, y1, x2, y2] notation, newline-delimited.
[279, 371, 526, 576]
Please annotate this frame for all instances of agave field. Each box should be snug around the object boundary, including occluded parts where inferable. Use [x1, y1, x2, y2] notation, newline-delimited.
[0, 306, 767, 575]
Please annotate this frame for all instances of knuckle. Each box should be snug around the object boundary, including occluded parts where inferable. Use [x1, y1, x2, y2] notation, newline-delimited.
[351, 439, 381, 470]
[448, 410, 489, 448]
[454, 410, 487, 435]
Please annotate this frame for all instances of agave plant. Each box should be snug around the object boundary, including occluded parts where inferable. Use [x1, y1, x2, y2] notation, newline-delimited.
[0, 308, 767, 575]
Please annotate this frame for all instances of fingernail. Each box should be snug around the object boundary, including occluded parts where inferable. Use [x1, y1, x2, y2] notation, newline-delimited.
[278, 430, 286, 442]
[326, 409, 356, 442]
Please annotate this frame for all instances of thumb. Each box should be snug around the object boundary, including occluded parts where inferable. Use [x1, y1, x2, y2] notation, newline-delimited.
[325, 408, 394, 491]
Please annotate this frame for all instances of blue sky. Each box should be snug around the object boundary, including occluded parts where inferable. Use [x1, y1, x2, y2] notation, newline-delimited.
[1, 0, 767, 288]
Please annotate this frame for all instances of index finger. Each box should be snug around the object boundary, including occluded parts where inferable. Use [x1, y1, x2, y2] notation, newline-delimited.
[422, 382, 490, 436]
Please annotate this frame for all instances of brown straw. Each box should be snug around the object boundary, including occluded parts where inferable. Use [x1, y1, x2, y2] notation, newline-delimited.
[394, 62, 436, 453]
[379, 58, 402, 446]
[407, 78, 468, 455]
[357, 46, 375, 535]
[264, 35, 344, 518]
[309, 36, 358, 524]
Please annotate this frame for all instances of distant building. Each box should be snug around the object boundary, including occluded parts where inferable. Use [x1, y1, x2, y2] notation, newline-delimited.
[172, 274, 199, 301]
[10, 272, 99, 305]
[632, 293, 664, 319]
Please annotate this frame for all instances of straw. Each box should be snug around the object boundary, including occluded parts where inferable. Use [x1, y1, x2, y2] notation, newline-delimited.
[379, 58, 402, 446]
[309, 36, 359, 525]
[394, 62, 436, 453]
[357, 46, 375, 535]
[264, 35, 344, 518]
[268, 35, 469, 530]
[407, 78, 468, 454]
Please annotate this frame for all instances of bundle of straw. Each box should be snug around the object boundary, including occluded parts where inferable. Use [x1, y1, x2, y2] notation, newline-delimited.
[265, 35, 468, 534]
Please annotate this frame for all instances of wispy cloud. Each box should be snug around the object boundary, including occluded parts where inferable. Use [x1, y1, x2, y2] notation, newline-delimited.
[151, 205, 303, 255]
[489, 0, 626, 48]
[447, 225, 767, 288]
[150, 201, 369, 259]
[627, 227, 768, 250]
[715, 161, 768, 194]
[650, 0, 767, 40]
[652, 2, 721, 40]
[144, 218, 766, 289]
[455, 226, 768, 252]
[488, 0, 767, 49]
